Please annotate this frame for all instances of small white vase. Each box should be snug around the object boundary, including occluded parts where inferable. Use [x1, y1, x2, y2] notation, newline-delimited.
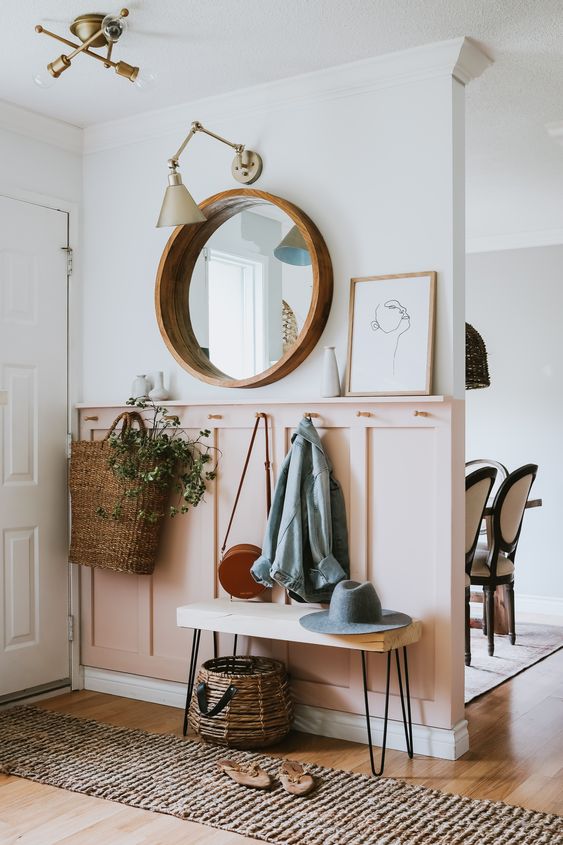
[148, 371, 170, 401]
[321, 346, 341, 397]
[131, 374, 150, 399]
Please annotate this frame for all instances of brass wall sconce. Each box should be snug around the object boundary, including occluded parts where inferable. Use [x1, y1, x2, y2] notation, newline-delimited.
[156, 121, 263, 228]
[34, 8, 153, 89]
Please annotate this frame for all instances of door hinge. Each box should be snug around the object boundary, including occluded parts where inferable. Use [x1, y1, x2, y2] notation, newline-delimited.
[61, 246, 73, 277]
[67, 615, 75, 642]
[67, 433, 73, 458]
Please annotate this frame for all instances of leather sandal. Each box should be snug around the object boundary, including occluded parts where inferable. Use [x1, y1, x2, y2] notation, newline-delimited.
[217, 758, 272, 790]
[279, 760, 316, 796]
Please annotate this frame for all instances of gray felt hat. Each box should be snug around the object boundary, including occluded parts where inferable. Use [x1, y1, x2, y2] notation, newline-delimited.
[299, 580, 412, 634]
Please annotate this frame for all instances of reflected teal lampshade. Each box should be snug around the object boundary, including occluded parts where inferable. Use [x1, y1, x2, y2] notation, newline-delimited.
[274, 225, 311, 266]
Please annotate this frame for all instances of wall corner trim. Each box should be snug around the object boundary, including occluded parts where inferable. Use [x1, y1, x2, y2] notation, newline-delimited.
[451, 37, 493, 86]
[0, 99, 83, 154]
[83, 666, 469, 761]
[84, 38, 492, 155]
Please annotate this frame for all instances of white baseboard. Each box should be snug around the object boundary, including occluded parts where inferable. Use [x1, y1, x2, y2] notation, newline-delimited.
[515, 593, 563, 621]
[294, 704, 468, 761]
[471, 593, 563, 624]
[83, 666, 468, 761]
[84, 667, 187, 709]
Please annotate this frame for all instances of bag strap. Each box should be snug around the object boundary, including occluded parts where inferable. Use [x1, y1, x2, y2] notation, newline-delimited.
[220, 413, 271, 556]
[104, 411, 147, 441]
[196, 681, 237, 717]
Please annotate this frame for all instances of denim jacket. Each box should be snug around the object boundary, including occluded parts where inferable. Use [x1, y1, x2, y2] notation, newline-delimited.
[251, 417, 349, 603]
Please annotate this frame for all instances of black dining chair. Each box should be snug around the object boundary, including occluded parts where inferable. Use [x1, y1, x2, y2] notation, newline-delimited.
[469, 463, 538, 657]
[465, 466, 497, 667]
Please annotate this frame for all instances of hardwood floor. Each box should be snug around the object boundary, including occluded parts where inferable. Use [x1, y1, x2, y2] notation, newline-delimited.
[1, 646, 562, 844]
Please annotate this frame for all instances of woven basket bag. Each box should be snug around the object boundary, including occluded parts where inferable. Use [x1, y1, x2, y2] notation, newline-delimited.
[189, 656, 294, 749]
[69, 411, 169, 575]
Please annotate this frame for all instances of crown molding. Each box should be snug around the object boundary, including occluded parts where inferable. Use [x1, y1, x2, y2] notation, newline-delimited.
[0, 99, 82, 154]
[452, 37, 492, 85]
[84, 37, 491, 155]
[546, 120, 563, 146]
[467, 227, 563, 253]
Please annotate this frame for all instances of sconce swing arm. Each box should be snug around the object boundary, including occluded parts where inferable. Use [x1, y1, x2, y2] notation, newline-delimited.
[168, 121, 263, 186]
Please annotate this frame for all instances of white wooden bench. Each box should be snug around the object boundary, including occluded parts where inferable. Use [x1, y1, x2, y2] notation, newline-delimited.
[177, 599, 422, 776]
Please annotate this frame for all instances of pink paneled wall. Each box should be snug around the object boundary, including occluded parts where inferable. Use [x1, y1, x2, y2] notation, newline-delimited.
[79, 397, 464, 733]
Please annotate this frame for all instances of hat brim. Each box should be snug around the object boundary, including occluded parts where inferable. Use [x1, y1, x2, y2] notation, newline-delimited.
[299, 608, 412, 634]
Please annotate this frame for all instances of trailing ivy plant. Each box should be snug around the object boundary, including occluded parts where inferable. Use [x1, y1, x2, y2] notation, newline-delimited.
[96, 397, 218, 523]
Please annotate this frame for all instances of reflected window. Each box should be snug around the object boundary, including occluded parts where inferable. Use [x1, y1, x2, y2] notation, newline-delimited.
[207, 249, 267, 379]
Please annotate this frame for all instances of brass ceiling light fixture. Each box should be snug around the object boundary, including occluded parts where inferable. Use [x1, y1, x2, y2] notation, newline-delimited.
[33, 8, 154, 89]
[156, 122, 263, 227]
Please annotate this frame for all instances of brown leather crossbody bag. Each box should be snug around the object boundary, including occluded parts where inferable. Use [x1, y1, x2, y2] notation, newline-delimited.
[217, 413, 272, 599]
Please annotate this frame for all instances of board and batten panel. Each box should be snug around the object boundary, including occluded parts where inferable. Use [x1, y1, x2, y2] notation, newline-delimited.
[79, 399, 461, 730]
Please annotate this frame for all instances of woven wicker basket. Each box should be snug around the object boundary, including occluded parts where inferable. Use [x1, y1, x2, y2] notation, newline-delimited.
[69, 412, 169, 575]
[466, 322, 490, 390]
[189, 656, 294, 749]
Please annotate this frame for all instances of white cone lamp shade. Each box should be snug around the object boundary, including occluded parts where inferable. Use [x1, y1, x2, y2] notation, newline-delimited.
[274, 225, 312, 266]
[156, 171, 206, 227]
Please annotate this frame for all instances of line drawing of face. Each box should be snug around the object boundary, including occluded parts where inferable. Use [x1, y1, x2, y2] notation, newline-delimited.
[371, 299, 410, 334]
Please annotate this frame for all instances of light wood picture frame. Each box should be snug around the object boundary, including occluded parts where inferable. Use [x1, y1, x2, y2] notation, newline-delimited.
[345, 271, 436, 396]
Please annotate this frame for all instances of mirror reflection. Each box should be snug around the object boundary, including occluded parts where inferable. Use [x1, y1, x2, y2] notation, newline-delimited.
[189, 204, 313, 380]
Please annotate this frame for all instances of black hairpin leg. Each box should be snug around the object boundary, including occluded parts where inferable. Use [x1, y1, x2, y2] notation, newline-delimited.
[361, 650, 391, 776]
[361, 647, 414, 776]
[395, 647, 414, 758]
[233, 634, 238, 656]
[182, 628, 201, 737]
[213, 631, 218, 659]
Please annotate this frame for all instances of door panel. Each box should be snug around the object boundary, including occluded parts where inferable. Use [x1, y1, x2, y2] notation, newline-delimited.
[0, 195, 69, 697]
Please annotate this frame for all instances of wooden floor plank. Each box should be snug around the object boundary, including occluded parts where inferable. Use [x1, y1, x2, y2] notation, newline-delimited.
[1, 645, 562, 843]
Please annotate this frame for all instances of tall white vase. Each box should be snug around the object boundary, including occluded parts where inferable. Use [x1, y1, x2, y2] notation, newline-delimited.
[148, 371, 170, 401]
[321, 346, 341, 397]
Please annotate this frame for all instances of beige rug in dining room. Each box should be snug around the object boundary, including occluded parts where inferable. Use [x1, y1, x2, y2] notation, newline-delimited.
[1, 706, 561, 845]
[465, 622, 563, 702]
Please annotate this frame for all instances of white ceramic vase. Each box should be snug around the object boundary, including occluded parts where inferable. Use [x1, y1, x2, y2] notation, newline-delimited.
[131, 374, 150, 398]
[321, 346, 341, 397]
[148, 371, 170, 401]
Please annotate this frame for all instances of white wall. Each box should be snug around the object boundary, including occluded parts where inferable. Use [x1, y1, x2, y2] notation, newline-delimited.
[0, 107, 81, 204]
[0, 102, 83, 424]
[466, 244, 563, 603]
[80, 40, 484, 404]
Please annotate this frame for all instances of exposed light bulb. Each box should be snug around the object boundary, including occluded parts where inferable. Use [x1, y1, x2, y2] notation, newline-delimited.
[32, 67, 57, 89]
[134, 66, 157, 91]
[102, 14, 128, 42]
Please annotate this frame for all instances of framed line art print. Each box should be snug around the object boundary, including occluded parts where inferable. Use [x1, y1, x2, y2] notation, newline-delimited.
[345, 271, 436, 396]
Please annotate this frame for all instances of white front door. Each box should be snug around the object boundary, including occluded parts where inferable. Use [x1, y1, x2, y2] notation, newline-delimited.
[0, 195, 70, 698]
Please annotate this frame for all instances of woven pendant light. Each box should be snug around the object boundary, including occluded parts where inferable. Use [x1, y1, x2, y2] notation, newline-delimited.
[466, 323, 490, 389]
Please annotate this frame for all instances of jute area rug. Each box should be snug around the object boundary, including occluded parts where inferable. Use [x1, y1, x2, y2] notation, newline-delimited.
[465, 622, 563, 703]
[1, 707, 561, 844]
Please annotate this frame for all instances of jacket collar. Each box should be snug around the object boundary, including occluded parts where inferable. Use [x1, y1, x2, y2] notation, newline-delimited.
[292, 416, 322, 448]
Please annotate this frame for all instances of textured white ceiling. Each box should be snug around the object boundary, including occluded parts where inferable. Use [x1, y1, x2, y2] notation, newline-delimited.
[2, 1, 563, 237]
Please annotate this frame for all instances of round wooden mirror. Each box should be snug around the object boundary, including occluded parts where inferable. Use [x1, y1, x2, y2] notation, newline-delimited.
[155, 188, 333, 388]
